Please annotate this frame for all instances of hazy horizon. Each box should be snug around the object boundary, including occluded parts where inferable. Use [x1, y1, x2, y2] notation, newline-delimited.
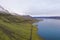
[0, 0, 60, 16]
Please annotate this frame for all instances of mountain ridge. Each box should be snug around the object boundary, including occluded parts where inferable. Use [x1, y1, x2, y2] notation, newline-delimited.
[0, 6, 43, 40]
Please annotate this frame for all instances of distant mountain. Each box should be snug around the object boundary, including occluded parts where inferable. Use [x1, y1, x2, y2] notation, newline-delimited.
[0, 5, 9, 13]
[33, 16, 60, 19]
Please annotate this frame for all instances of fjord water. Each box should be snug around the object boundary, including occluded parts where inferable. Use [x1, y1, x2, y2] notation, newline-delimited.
[37, 19, 60, 40]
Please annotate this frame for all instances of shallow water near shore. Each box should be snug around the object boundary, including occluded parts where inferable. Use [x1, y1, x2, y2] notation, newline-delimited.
[37, 19, 60, 40]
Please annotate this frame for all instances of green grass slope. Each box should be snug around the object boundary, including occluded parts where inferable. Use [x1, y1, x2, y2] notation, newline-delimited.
[0, 13, 43, 40]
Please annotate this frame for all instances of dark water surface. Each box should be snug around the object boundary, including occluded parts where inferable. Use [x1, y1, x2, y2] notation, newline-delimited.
[37, 19, 60, 40]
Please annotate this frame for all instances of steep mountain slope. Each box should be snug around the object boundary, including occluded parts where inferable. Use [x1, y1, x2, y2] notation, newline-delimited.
[0, 5, 9, 13]
[0, 12, 43, 40]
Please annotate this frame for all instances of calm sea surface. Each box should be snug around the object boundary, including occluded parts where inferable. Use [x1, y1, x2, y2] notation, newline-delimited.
[37, 19, 60, 40]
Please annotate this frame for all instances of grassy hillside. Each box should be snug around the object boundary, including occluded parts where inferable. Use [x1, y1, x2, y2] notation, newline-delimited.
[0, 13, 43, 40]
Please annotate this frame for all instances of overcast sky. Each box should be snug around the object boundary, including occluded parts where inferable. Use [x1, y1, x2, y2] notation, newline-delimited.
[0, 0, 60, 16]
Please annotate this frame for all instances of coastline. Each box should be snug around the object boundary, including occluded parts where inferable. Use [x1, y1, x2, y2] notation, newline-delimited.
[32, 24, 43, 40]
